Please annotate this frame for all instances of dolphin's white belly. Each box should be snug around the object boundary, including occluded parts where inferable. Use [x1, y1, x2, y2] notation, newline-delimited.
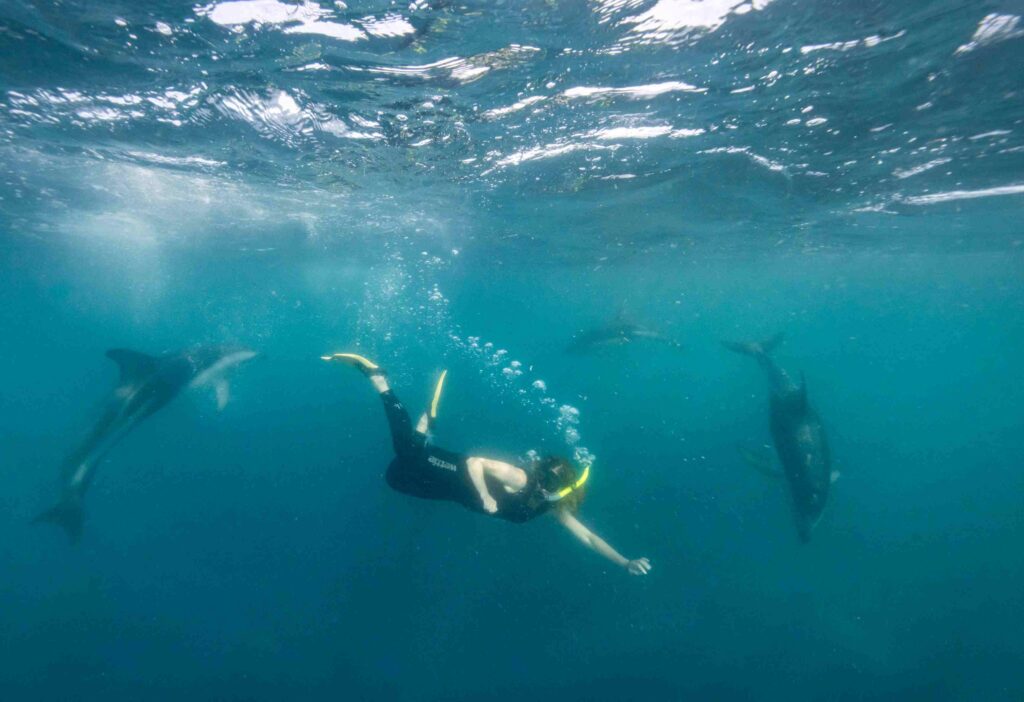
[189, 350, 257, 389]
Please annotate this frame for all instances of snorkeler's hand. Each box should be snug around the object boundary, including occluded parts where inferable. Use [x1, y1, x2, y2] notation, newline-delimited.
[482, 496, 498, 514]
[627, 558, 652, 576]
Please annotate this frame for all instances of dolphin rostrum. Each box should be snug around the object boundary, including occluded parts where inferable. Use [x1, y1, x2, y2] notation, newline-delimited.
[724, 334, 836, 542]
[34, 345, 257, 542]
[566, 313, 683, 355]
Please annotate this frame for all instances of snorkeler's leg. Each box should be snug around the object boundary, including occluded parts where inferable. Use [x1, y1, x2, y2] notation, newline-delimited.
[379, 389, 421, 460]
[322, 353, 418, 458]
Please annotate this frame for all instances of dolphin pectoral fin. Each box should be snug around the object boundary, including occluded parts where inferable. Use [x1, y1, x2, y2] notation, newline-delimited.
[736, 443, 783, 478]
[830, 470, 841, 484]
[214, 379, 230, 410]
[106, 349, 158, 385]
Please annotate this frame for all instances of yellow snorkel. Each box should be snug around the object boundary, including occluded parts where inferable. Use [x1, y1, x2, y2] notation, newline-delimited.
[543, 462, 591, 502]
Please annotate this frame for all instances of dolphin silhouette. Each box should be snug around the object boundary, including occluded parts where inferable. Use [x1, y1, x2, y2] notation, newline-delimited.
[34, 345, 257, 542]
[566, 313, 683, 355]
[724, 334, 836, 542]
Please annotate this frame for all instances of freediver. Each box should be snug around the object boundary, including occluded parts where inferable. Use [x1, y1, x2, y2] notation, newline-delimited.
[322, 353, 652, 576]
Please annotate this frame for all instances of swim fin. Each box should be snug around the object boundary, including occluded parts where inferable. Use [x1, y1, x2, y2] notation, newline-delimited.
[321, 352, 385, 377]
[430, 370, 447, 420]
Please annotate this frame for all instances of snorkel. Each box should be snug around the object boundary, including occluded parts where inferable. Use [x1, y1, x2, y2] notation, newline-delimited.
[540, 459, 591, 503]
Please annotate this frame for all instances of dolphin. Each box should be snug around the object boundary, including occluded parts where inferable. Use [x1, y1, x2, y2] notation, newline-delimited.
[566, 313, 683, 355]
[723, 334, 836, 542]
[34, 345, 257, 542]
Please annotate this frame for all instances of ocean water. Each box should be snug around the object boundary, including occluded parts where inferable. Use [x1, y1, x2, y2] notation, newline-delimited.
[2, 1, 1024, 700]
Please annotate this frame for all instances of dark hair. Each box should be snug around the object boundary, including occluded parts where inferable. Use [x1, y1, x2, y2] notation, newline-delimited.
[537, 456, 586, 512]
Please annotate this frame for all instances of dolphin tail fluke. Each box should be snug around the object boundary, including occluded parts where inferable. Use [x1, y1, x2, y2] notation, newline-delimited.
[722, 332, 785, 357]
[33, 493, 84, 544]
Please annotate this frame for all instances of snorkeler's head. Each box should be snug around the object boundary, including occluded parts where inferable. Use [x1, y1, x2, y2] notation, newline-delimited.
[537, 456, 588, 511]
[537, 456, 575, 491]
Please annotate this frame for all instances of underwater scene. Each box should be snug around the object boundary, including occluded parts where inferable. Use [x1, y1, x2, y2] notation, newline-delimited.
[2, 0, 1023, 700]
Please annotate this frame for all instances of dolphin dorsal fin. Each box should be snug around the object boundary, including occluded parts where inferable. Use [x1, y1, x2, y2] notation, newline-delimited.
[106, 349, 158, 386]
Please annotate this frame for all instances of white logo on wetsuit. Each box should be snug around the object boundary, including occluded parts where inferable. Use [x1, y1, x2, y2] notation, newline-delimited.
[427, 455, 457, 472]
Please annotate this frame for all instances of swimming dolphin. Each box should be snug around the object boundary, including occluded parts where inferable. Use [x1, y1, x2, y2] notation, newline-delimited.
[566, 314, 683, 355]
[34, 345, 257, 543]
[724, 334, 836, 542]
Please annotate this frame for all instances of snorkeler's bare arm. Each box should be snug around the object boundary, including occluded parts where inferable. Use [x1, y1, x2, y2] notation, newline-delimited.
[465, 457, 498, 514]
[555, 510, 652, 576]
[465, 458, 529, 513]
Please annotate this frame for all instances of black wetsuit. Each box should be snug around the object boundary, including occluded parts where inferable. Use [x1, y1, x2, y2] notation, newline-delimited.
[379, 390, 551, 523]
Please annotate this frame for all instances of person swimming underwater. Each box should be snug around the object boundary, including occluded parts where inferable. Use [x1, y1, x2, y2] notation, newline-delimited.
[322, 352, 652, 576]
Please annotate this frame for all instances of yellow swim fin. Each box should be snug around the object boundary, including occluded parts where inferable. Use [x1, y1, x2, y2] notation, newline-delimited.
[430, 369, 447, 419]
[320, 352, 382, 375]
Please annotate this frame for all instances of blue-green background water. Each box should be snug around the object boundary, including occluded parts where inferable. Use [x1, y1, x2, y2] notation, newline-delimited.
[2, 1, 1024, 700]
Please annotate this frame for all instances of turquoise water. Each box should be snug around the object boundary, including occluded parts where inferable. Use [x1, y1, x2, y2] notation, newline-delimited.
[2, 1, 1024, 700]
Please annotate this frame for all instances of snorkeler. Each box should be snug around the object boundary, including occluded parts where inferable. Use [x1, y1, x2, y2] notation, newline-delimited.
[322, 353, 651, 576]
